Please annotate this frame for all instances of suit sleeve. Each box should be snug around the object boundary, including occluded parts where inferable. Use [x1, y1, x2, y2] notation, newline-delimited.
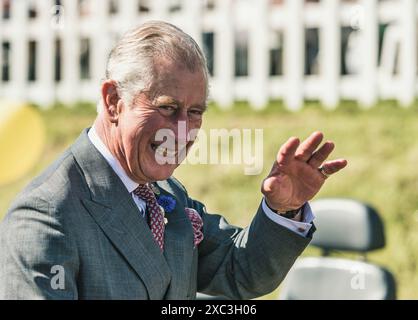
[0, 195, 79, 300]
[188, 197, 313, 300]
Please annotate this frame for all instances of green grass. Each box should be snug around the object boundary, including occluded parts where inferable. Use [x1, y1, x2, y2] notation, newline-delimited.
[1, 100, 418, 299]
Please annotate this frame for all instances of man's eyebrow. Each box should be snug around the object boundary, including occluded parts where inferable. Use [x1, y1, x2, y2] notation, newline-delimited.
[154, 96, 179, 104]
[154, 96, 207, 111]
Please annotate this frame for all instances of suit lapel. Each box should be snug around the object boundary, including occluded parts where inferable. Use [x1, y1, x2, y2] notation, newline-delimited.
[72, 129, 171, 299]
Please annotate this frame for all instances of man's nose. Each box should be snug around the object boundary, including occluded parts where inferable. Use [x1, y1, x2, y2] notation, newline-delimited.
[172, 111, 190, 144]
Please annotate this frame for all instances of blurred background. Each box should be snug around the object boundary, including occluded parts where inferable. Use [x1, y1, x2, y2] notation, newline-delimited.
[1, 0, 418, 299]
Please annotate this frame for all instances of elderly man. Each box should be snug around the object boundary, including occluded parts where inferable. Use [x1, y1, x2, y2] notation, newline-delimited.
[0, 21, 347, 299]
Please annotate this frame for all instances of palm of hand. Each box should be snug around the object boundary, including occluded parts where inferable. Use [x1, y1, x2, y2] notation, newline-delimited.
[262, 132, 347, 212]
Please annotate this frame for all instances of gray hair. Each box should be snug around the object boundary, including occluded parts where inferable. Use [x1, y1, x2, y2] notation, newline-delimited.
[98, 21, 209, 112]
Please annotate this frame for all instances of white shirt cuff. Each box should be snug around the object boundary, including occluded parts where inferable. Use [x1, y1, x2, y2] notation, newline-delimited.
[262, 198, 315, 237]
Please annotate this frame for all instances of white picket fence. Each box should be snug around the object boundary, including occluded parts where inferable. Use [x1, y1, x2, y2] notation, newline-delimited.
[0, 0, 417, 110]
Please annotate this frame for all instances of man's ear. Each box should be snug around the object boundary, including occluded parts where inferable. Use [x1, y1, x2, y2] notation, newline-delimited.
[101, 80, 122, 123]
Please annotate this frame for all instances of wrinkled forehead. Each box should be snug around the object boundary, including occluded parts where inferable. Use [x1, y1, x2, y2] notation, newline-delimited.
[147, 59, 208, 105]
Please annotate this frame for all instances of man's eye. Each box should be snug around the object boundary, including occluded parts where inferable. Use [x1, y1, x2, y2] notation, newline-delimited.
[188, 109, 204, 120]
[189, 110, 203, 115]
[158, 105, 177, 116]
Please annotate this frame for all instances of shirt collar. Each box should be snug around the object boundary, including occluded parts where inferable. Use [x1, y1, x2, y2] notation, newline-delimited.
[88, 126, 139, 194]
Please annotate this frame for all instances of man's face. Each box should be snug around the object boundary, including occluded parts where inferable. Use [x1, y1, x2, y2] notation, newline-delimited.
[115, 62, 207, 183]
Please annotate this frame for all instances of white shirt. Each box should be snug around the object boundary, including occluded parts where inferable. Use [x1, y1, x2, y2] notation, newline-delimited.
[88, 126, 315, 237]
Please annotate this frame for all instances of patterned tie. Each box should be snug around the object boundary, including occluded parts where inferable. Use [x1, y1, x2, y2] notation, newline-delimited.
[133, 184, 165, 251]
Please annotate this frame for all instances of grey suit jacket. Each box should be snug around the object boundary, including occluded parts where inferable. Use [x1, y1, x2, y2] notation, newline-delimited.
[0, 129, 313, 300]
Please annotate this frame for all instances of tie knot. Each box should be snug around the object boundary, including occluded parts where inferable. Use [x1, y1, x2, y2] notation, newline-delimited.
[133, 184, 156, 203]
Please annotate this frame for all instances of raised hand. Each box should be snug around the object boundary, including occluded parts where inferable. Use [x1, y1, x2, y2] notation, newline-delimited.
[261, 131, 347, 213]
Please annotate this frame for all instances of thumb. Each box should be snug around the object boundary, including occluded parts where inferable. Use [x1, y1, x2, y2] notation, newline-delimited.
[261, 176, 279, 195]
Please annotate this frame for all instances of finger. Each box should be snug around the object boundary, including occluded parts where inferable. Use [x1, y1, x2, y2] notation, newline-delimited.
[294, 131, 324, 162]
[276, 137, 300, 167]
[320, 159, 348, 176]
[308, 141, 335, 168]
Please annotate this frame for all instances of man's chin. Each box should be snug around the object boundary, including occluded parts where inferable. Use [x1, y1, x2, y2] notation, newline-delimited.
[145, 164, 177, 182]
